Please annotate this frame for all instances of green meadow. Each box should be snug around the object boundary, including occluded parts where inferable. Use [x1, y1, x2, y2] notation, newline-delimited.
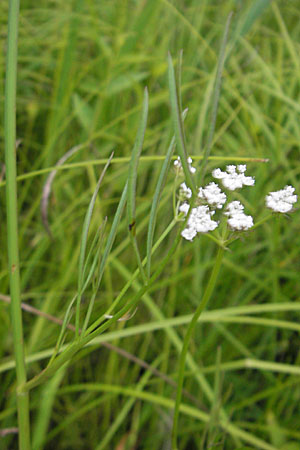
[1, 1, 300, 448]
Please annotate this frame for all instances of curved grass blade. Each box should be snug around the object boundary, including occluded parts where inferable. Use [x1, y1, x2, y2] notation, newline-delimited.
[41, 144, 86, 238]
[75, 152, 114, 337]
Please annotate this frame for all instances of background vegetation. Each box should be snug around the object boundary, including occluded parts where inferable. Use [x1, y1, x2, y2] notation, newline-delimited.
[1, 0, 300, 448]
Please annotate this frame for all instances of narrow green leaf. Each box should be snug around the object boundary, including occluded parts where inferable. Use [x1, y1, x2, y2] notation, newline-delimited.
[146, 108, 188, 278]
[82, 181, 128, 336]
[72, 93, 94, 133]
[51, 294, 77, 363]
[127, 87, 149, 228]
[235, 0, 271, 39]
[81, 219, 107, 335]
[200, 12, 233, 184]
[167, 52, 196, 195]
[81, 222, 106, 291]
[127, 87, 149, 283]
[106, 72, 149, 96]
[32, 368, 66, 450]
[75, 153, 113, 336]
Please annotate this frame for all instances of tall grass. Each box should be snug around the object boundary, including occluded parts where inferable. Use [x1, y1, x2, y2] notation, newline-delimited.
[4, 0, 30, 448]
[1, 1, 300, 449]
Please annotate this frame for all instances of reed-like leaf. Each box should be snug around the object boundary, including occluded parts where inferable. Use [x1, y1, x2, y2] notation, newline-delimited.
[199, 12, 233, 184]
[146, 108, 188, 277]
[167, 52, 196, 195]
[81, 219, 108, 335]
[75, 153, 113, 336]
[127, 87, 149, 282]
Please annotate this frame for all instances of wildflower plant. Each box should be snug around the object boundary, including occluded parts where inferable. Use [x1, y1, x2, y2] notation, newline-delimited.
[176, 163, 256, 242]
[171, 160, 298, 448]
[167, 28, 298, 449]
[3, 4, 299, 450]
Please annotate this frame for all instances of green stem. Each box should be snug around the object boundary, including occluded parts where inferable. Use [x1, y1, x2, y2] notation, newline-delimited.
[19, 224, 182, 393]
[85, 218, 177, 336]
[171, 245, 225, 449]
[4, 0, 31, 448]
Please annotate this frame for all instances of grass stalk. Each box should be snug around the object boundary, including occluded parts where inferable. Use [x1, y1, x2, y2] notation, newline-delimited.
[19, 221, 182, 393]
[199, 12, 232, 184]
[171, 245, 225, 449]
[4, 0, 31, 448]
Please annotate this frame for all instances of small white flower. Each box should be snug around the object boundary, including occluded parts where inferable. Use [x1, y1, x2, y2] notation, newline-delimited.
[212, 168, 225, 179]
[181, 205, 219, 241]
[198, 182, 226, 209]
[224, 200, 244, 215]
[212, 165, 255, 191]
[179, 202, 190, 215]
[226, 165, 236, 174]
[225, 201, 254, 231]
[174, 156, 196, 174]
[187, 157, 196, 174]
[266, 185, 297, 213]
[191, 206, 218, 233]
[237, 164, 246, 173]
[181, 227, 197, 241]
[179, 182, 192, 199]
[227, 215, 254, 231]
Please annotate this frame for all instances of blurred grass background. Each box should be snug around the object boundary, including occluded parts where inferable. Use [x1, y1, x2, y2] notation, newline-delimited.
[1, 0, 300, 448]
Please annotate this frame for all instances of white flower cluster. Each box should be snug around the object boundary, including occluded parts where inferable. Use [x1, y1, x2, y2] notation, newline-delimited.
[179, 182, 192, 200]
[177, 162, 256, 241]
[266, 185, 297, 213]
[224, 201, 254, 231]
[198, 182, 227, 209]
[180, 204, 218, 241]
[174, 156, 196, 174]
[212, 165, 255, 191]
[176, 159, 297, 242]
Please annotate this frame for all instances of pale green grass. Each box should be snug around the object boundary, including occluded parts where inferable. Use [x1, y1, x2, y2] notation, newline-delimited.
[1, 0, 300, 449]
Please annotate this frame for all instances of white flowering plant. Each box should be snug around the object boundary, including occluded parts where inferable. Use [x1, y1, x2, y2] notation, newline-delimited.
[171, 154, 298, 448]
[174, 159, 297, 245]
[4, 5, 300, 449]
[166, 42, 299, 445]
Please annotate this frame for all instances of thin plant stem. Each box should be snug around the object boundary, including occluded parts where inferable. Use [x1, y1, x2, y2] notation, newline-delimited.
[4, 0, 31, 448]
[199, 12, 232, 184]
[19, 221, 183, 393]
[171, 245, 225, 449]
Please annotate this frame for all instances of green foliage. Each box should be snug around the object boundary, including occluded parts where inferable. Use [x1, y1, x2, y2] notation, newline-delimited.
[1, 0, 300, 449]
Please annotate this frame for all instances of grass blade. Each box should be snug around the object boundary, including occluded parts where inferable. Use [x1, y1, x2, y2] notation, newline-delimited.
[41, 143, 85, 238]
[50, 294, 77, 364]
[81, 219, 108, 335]
[199, 12, 233, 184]
[234, 0, 271, 39]
[4, 0, 31, 447]
[167, 52, 196, 195]
[146, 108, 188, 278]
[75, 153, 113, 336]
[127, 87, 149, 283]
[82, 181, 129, 336]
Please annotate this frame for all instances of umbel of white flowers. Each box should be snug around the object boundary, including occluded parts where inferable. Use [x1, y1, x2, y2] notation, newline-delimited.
[174, 158, 297, 241]
[266, 185, 297, 213]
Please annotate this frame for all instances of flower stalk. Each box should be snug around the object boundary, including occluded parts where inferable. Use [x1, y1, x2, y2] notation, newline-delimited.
[171, 245, 225, 449]
[4, 0, 31, 448]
